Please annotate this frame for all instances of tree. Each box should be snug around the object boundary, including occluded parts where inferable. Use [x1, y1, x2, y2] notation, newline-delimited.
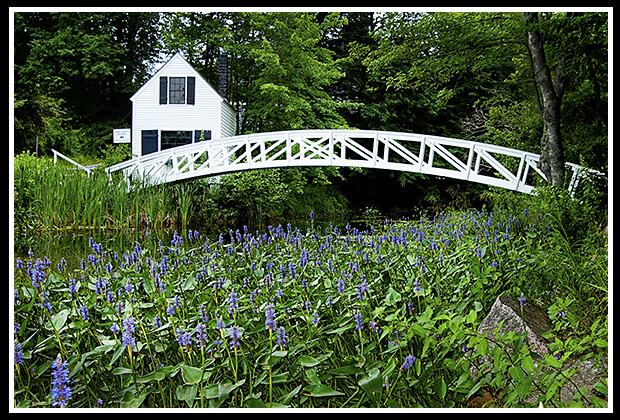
[243, 12, 350, 132]
[13, 12, 162, 155]
[523, 12, 608, 185]
[523, 12, 566, 188]
[351, 11, 608, 189]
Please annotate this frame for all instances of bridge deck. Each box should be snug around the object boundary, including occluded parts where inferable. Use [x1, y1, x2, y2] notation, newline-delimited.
[105, 129, 599, 195]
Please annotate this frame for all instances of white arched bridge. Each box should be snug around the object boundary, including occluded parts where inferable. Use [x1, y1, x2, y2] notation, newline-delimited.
[103, 129, 599, 195]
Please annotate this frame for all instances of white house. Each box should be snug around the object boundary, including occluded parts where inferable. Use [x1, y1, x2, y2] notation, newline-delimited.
[130, 52, 236, 157]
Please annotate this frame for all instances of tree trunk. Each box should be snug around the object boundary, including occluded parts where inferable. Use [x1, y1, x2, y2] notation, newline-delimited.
[523, 12, 566, 188]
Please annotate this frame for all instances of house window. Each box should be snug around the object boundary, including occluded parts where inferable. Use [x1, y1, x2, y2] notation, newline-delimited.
[161, 130, 192, 150]
[159, 76, 195, 105]
[169, 77, 186, 104]
[194, 130, 211, 142]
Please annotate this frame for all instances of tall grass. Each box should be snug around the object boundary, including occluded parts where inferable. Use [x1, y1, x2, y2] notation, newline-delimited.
[13, 153, 193, 236]
[13, 154, 351, 240]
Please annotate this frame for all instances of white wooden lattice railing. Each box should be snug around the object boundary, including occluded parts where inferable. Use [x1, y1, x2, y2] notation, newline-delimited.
[105, 129, 600, 195]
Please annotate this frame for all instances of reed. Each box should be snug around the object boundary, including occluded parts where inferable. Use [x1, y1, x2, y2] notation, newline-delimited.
[13, 153, 193, 234]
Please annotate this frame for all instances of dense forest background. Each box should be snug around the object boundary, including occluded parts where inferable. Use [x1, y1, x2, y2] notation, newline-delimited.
[12, 10, 609, 217]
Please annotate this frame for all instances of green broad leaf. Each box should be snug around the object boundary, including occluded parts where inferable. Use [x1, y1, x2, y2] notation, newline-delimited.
[516, 375, 533, 398]
[110, 343, 125, 365]
[385, 287, 402, 306]
[544, 353, 562, 368]
[256, 351, 286, 366]
[112, 367, 133, 376]
[465, 380, 484, 400]
[244, 397, 288, 408]
[32, 360, 53, 378]
[137, 370, 166, 384]
[327, 324, 353, 335]
[176, 384, 197, 407]
[244, 397, 268, 408]
[414, 359, 422, 377]
[83, 344, 114, 358]
[298, 355, 321, 367]
[45, 308, 70, 331]
[306, 368, 321, 385]
[435, 378, 447, 400]
[271, 350, 288, 358]
[69, 320, 88, 329]
[508, 366, 524, 382]
[304, 384, 345, 397]
[181, 275, 196, 292]
[218, 379, 246, 401]
[266, 372, 291, 384]
[466, 309, 477, 325]
[142, 275, 155, 294]
[359, 367, 383, 403]
[521, 355, 536, 373]
[593, 338, 607, 348]
[278, 384, 302, 405]
[181, 364, 203, 385]
[330, 364, 364, 375]
[298, 352, 331, 367]
[120, 390, 147, 408]
[267, 402, 290, 408]
[33, 335, 57, 354]
[202, 384, 220, 399]
[593, 380, 608, 396]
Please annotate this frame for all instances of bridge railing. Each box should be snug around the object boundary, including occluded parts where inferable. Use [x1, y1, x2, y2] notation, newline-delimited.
[52, 149, 92, 176]
[105, 129, 602, 195]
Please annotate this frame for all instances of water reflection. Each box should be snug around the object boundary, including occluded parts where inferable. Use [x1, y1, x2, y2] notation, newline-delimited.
[13, 218, 355, 271]
[14, 228, 187, 271]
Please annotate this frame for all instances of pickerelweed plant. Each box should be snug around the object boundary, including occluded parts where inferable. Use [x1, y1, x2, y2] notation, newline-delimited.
[12, 208, 607, 408]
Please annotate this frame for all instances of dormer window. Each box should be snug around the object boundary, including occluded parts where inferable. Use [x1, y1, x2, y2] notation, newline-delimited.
[160, 76, 195, 105]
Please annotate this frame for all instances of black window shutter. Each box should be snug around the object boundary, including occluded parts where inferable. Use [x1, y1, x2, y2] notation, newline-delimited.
[141, 130, 159, 155]
[159, 77, 168, 104]
[187, 77, 196, 105]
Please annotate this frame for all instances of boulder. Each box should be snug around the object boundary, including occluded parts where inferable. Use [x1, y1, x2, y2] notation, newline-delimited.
[477, 294, 553, 356]
[473, 294, 608, 407]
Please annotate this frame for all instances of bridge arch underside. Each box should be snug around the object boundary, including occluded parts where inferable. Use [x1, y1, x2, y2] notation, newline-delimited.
[110, 130, 590, 195]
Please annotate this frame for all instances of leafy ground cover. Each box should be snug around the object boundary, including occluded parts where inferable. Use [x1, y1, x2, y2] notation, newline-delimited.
[12, 207, 608, 409]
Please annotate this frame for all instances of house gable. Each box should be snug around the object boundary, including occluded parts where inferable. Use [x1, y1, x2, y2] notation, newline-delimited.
[130, 52, 236, 157]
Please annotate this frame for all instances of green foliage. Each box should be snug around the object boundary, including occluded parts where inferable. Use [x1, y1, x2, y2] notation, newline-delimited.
[12, 155, 350, 242]
[210, 168, 348, 228]
[244, 13, 350, 132]
[13, 11, 161, 155]
[13, 205, 607, 408]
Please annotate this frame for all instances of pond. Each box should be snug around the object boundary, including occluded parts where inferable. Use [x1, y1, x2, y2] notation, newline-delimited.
[12, 218, 356, 272]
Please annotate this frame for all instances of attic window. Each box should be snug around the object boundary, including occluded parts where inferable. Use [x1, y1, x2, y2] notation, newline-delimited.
[159, 76, 196, 105]
[169, 77, 185, 104]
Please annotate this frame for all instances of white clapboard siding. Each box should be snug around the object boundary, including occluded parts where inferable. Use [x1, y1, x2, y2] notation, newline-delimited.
[130, 52, 236, 157]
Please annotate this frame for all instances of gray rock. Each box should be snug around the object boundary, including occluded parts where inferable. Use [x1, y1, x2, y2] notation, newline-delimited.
[478, 294, 554, 356]
[473, 294, 608, 407]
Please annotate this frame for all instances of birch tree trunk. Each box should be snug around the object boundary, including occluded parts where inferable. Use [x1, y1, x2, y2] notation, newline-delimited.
[523, 12, 566, 188]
